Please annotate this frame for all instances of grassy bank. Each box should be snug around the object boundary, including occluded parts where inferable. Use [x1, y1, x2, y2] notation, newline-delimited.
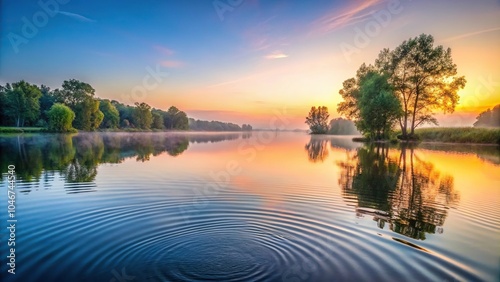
[412, 127, 500, 145]
[0, 127, 45, 133]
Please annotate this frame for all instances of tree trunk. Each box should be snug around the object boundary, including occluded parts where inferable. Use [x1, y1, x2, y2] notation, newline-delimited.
[410, 86, 420, 137]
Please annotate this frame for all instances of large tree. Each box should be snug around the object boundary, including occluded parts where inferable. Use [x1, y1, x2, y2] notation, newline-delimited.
[3, 80, 42, 127]
[305, 106, 329, 134]
[164, 106, 189, 130]
[338, 69, 401, 139]
[47, 103, 76, 132]
[99, 100, 120, 129]
[54, 79, 103, 130]
[375, 34, 466, 139]
[133, 102, 153, 129]
[357, 72, 402, 140]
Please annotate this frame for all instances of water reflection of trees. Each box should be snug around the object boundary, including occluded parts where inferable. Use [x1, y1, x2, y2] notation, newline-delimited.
[338, 144, 460, 240]
[305, 138, 330, 163]
[0, 133, 244, 192]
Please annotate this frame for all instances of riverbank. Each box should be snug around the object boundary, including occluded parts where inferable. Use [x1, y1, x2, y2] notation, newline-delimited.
[350, 128, 500, 145]
[0, 127, 45, 133]
[412, 127, 500, 145]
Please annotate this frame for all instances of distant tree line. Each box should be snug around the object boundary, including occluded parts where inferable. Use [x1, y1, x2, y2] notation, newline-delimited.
[0, 79, 253, 132]
[188, 118, 252, 131]
[474, 104, 500, 128]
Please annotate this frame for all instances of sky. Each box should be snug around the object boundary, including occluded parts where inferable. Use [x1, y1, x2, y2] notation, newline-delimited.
[1, 0, 499, 129]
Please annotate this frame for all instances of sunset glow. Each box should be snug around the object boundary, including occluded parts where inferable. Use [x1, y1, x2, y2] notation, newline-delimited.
[1, 0, 499, 128]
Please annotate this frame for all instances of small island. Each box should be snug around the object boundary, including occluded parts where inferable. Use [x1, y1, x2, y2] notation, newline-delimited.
[304, 34, 500, 145]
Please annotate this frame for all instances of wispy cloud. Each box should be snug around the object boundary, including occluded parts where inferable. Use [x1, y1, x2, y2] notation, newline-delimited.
[440, 26, 500, 43]
[160, 60, 184, 68]
[264, 50, 288, 59]
[154, 45, 175, 56]
[311, 0, 382, 35]
[58, 11, 96, 22]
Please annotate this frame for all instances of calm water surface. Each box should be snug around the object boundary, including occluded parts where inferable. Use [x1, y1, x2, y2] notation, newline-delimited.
[0, 132, 499, 281]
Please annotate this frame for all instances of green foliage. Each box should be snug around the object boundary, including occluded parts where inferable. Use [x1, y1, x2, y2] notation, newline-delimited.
[164, 106, 189, 130]
[54, 79, 103, 130]
[0, 127, 44, 133]
[133, 102, 153, 129]
[411, 127, 500, 144]
[151, 111, 165, 129]
[188, 118, 242, 131]
[47, 103, 76, 132]
[356, 72, 402, 140]
[339, 34, 467, 140]
[337, 64, 400, 139]
[375, 34, 466, 138]
[0, 79, 242, 132]
[99, 100, 120, 128]
[474, 104, 500, 128]
[111, 100, 135, 128]
[38, 85, 56, 125]
[305, 106, 330, 134]
[3, 81, 42, 127]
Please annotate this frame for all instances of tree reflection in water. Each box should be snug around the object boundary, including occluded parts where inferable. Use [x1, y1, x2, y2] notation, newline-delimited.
[305, 137, 330, 163]
[0, 133, 243, 193]
[337, 143, 460, 240]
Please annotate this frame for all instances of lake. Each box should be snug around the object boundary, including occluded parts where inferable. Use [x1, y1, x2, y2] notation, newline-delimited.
[0, 132, 499, 281]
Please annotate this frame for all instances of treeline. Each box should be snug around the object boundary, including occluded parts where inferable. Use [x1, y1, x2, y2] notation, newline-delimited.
[474, 104, 500, 128]
[0, 79, 253, 132]
[188, 118, 252, 131]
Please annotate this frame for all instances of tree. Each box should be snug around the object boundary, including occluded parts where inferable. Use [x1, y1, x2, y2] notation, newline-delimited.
[356, 72, 402, 140]
[54, 79, 103, 130]
[4, 81, 42, 127]
[38, 85, 56, 126]
[338, 70, 401, 139]
[99, 100, 120, 129]
[112, 100, 135, 128]
[47, 103, 76, 132]
[133, 102, 153, 129]
[337, 63, 373, 122]
[164, 106, 189, 130]
[474, 105, 500, 128]
[305, 106, 329, 134]
[0, 84, 8, 126]
[375, 34, 466, 139]
[151, 111, 164, 129]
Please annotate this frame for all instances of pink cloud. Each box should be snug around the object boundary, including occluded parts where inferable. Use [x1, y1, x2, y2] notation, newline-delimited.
[311, 0, 383, 35]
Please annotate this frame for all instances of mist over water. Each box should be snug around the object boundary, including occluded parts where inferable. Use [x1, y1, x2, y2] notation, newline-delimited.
[0, 132, 499, 281]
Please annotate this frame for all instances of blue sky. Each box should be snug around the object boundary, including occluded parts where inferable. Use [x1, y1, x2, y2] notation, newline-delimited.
[1, 0, 499, 128]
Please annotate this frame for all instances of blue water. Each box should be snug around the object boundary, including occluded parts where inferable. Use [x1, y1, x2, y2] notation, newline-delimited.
[0, 132, 499, 281]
